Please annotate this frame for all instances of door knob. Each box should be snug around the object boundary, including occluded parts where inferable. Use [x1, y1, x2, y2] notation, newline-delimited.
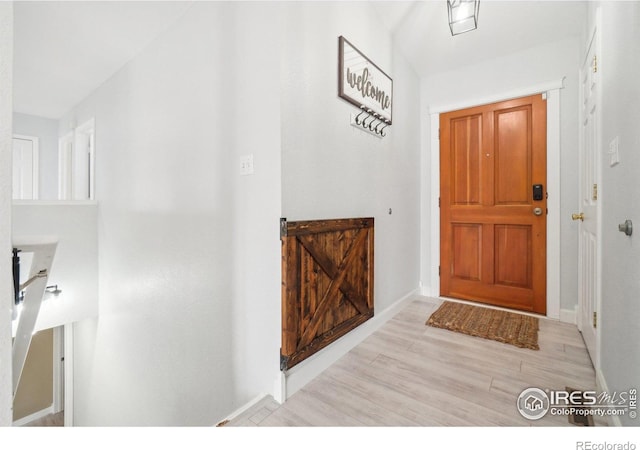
[533, 207, 543, 216]
[572, 213, 584, 221]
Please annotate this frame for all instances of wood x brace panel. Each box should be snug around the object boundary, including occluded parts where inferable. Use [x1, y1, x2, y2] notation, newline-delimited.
[280, 217, 374, 370]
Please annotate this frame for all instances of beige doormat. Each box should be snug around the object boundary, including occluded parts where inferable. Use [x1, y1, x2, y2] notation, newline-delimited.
[426, 301, 539, 350]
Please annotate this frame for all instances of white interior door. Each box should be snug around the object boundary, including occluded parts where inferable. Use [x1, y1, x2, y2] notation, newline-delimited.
[576, 23, 600, 367]
[12, 135, 39, 200]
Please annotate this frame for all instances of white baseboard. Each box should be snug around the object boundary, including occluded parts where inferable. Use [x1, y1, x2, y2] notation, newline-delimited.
[595, 369, 623, 427]
[13, 404, 53, 427]
[218, 393, 269, 425]
[559, 306, 577, 325]
[273, 371, 286, 405]
[283, 288, 421, 400]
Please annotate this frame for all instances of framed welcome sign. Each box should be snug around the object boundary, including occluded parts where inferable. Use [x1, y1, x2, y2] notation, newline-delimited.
[338, 36, 393, 124]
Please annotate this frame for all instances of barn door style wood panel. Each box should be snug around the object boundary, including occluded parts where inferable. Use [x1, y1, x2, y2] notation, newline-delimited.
[440, 94, 547, 314]
[280, 217, 374, 370]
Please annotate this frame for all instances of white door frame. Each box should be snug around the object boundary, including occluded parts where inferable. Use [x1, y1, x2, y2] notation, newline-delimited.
[63, 323, 74, 426]
[52, 326, 64, 414]
[424, 79, 564, 320]
[74, 118, 95, 201]
[58, 132, 74, 200]
[58, 118, 95, 201]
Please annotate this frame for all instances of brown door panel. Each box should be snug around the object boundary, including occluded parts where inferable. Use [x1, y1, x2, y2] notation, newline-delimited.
[440, 94, 547, 315]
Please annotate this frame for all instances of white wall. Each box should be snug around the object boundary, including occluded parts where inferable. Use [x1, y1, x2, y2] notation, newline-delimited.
[276, 2, 421, 397]
[596, 1, 640, 427]
[12, 113, 59, 200]
[420, 36, 582, 314]
[57, 0, 421, 423]
[229, 2, 283, 408]
[60, 2, 282, 425]
[0, 1, 14, 427]
[281, 2, 422, 313]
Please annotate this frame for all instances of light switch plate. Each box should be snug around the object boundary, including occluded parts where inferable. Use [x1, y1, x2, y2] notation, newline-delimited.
[240, 154, 254, 175]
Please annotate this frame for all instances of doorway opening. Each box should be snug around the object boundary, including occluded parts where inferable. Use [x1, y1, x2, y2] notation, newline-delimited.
[58, 118, 95, 201]
[12, 326, 64, 426]
[12, 134, 39, 200]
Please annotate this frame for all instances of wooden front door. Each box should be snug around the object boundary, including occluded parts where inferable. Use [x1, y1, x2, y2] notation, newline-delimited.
[440, 94, 547, 314]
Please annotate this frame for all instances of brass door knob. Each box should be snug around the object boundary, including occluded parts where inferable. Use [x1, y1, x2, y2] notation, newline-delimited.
[572, 213, 584, 221]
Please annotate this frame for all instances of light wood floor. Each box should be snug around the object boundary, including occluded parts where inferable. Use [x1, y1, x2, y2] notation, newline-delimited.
[22, 411, 64, 427]
[227, 296, 606, 427]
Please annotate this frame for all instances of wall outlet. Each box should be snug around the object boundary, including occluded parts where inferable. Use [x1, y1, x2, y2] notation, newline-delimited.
[240, 154, 254, 175]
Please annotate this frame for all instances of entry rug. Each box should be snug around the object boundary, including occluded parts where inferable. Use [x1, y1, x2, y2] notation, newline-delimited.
[426, 301, 539, 350]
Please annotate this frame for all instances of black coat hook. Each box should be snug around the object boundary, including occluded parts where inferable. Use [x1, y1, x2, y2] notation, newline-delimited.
[369, 116, 383, 131]
[377, 121, 390, 137]
[363, 111, 377, 128]
[354, 106, 368, 125]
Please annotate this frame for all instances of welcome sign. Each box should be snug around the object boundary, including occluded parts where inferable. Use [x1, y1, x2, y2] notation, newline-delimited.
[338, 36, 393, 124]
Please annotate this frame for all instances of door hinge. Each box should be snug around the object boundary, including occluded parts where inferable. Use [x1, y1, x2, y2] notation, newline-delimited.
[280, 352, 289, 371]
[438, 128, 441, 140]
[438, 197, 441, 207]
[280, 217, 287, 239]
[593, 55, 598, 73]
[438, 266, 441, 276]
[593, 311, 597, 328]
[592, 183, 598, 201]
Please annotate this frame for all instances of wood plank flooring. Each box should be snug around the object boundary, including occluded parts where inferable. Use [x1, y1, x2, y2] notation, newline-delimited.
[227, 296, 606, 427]
[21, 411, 64, 427]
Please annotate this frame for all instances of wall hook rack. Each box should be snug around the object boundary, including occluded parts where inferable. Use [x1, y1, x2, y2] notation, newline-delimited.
[350, 106, 391, 138]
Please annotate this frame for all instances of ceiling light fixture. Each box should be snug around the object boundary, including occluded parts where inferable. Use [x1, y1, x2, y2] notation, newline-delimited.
[447, 0, 480, 36]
